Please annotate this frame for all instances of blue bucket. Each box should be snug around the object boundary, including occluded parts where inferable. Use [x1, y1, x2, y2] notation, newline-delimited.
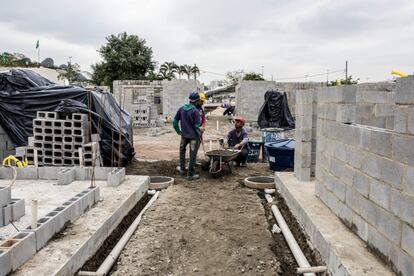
[247, 141, 263, 163]
[265, 139, 295, 171]
[261, 128, 284, 161]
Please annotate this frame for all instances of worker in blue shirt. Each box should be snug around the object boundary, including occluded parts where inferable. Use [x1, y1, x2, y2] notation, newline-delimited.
[173, 92, 204, 180]
[226, 117, 249, 166]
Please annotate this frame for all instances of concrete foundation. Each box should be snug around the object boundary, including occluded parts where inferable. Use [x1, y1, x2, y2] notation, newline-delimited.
[275, 171, 393, 275]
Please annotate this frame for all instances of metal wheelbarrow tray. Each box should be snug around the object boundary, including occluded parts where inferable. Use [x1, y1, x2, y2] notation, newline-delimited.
[205, 149, 240, 175]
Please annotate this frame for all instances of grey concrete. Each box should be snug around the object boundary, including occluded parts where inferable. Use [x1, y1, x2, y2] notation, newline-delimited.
[10, 198, 25, 221]
[107, 167, 126, 187]
[0, 186, 11, 207]
[2, 204, 12, 226]
[57, 167, 76, 185]
[275, 171, 394, 276]
[0, 248, 12, 276]
[4, 232, 36, 271]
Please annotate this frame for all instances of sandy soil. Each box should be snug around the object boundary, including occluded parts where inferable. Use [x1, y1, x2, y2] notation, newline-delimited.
[109, 117, 319, 275]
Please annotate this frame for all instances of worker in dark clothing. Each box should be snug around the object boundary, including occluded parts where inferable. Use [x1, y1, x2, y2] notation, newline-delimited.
[226, 117, 249, 166]
[173, 92, 203, 180]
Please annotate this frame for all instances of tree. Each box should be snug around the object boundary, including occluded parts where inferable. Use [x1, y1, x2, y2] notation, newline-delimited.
[180, 64, 193, 80]
[328, 75, 359, 86]
[96, 32, 155, 89]
[243, 72, 264, 81]
[58, 61, 83, 84]
[190, 64, 200, 80]
[158, 61, 178, 80]
[224, 70, 245, 86]
[90, 62, 108, 85]
[41, 58, 54, 68]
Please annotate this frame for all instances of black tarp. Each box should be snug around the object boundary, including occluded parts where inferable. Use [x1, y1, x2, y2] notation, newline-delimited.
[257, 90, 295, 129]
[0, 69, 134, 166]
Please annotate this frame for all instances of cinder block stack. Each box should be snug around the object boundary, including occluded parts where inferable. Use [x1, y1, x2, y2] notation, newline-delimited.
[27, 111, 96, 167]
[0, 125, 16, 162]
[0, 186, 25, 227]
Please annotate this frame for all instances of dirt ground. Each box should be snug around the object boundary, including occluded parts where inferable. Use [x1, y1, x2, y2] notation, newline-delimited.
[107, 117, 320, 275]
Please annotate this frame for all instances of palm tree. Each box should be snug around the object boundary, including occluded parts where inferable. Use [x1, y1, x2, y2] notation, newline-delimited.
[159, 62, 178, 80]
[190, 64, 200, 80]
[180, 64, 192, 80]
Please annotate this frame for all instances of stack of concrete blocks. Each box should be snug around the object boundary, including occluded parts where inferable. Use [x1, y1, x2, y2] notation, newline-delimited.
[354, 83, 396, 130]
[0, 186, 25, 227]
[161, 79, 201, 118]
[294, 89, 317, 181]
[314, 79, 414, 275]
[234, 81, 325, 123]
[0, 187, 100, 275]
[0, 125, 15, 162]
[30, 111, 91, 166]
[82, 141, 102, 167]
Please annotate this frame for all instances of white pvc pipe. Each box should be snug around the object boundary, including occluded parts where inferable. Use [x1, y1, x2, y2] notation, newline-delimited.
[31, 199, 38, 230]
[265, 189, 275, 194]
[265, 194, 274, 203]
[147, 189, 156, 195]
[297, 266, 327, 274]
[271, 205, 315, 276]
[95, 191, 160, 275]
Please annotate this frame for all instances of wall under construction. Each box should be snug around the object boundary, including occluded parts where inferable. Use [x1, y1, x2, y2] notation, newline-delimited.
[0, 125, 15, 161]
[293, 77, 414, 275]
[113, 79, 201, 127]
[234, 81, 325, 123]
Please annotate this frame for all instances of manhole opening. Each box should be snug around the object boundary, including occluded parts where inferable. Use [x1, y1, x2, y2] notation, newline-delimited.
[246, 176, 274, 183]
[150, 176, 174, 183]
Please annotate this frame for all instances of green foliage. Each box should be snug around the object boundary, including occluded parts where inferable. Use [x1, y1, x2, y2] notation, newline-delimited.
[328, 75, 359, 86]
[90, 62, 108, 85]
[158, 61, 178, 80]
[224, 70, 245, 86]
[58, 61, 83, 84]
[95, 32, 155, 87]
[243, 72, 264, 81]
[0, 52, 36, 67]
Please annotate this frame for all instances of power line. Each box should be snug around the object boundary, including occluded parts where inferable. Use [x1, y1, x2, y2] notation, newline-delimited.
[275, 69, 345, 80]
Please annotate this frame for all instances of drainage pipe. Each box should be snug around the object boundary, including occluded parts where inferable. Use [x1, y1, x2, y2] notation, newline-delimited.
[265, 194, 274, 203]
[271, 205, 315, 276]
[79, 191, 160, 276]
[297, 266, 327, 274]
[264, 189, 275, 194]
[147, 189, 157, 195]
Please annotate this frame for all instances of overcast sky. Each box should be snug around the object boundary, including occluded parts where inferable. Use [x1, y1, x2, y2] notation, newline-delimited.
[1, 0, 413, 83]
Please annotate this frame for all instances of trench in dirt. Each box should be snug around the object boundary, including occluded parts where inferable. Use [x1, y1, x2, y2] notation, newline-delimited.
[80, 160, 322, 275]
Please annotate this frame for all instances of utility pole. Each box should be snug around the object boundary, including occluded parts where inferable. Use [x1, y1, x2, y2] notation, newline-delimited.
[261, 66, 264, 78]
[345, 61, 348, 81]
[326, 69, 329, 86]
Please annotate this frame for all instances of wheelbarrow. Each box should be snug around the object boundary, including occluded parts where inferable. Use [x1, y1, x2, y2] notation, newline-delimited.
[204, 149, 240, 177]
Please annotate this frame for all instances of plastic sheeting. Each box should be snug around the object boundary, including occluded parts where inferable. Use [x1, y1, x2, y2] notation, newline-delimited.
[257, 90, 295, 129]
[0, 69, 134, 166]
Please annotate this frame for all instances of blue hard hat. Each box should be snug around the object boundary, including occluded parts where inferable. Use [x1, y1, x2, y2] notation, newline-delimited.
[189, 91, 200, 102]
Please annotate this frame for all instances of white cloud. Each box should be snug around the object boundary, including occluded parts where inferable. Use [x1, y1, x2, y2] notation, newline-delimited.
[0, 0, 413, 83]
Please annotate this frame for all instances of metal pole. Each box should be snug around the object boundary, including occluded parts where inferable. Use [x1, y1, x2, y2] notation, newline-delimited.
[345, 61, 348, 81]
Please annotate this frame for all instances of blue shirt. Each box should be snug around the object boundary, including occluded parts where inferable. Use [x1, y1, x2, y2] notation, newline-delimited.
[227, 128, 249, 149]
[173, 103, 201, 139]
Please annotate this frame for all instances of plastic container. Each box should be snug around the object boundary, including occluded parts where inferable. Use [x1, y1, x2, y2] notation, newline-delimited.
[265, 139, 295, 171]
[247, 141, 263, 163]
[261, 128, 284, 161]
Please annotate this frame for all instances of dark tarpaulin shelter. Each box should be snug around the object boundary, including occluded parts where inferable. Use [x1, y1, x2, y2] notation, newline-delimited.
[0, 69, 134, 166]
[257, 90, 295, 129]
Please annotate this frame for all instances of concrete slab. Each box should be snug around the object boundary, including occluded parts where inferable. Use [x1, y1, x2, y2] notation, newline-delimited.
[13, 175, 149, 275]
[274, 171, 394, 276]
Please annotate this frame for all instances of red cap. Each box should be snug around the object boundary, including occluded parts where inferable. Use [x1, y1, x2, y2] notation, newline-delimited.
[234, 116, 245, 124]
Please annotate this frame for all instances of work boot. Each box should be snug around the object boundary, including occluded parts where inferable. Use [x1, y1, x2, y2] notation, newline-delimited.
[187, 174, 200, 180]
[176, 166, 186, 176]
[240, 162, 247, 167]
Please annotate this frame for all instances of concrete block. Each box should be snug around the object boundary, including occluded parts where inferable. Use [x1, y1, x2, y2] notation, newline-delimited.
[0, 186, 11, 207]
[369, 179, 390, 210]
[396, 75, 414, 104]
[23, 216, 57, 251]
[38, 166, 61, 179]
[404, 166, 414, 196]
[395, 249, 414, 276]
[376, 206, 401, 244]
[360, 195, 378, 225]
[57, 167, 76, 185]
[361, 153, 382, 180]
[15, 167, 38, 179]
[15, 146, 26, 156]
[0, 167, 13, 180]
[367, 225, 394, 264]
[107, 168, 126, 187]
[392, 133, 414, 166]
[50, 206, 71, 233]
[380, 158, 403, 190]
[91, 134, 101, 142]
[94, 167, 112, 180]
[390, 190, 414, 226]
[352, 213, 369, 242]
[353, 170, 370, 197]
[336, 104, 356, 123]
[0, 232, 36, 271]
[10, 198, 25, 221]
[370, 130, 392, 158]
[2, 203, 12, 226]
[0, 248, 12, 276]
[402, 223, 414, 257]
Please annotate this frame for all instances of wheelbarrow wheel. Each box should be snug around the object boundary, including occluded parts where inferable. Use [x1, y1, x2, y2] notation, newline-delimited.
[211, 160, 221, 178]
[201, 160, 210, 171]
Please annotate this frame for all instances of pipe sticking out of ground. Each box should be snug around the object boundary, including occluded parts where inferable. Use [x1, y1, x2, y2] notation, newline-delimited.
[78, 191, 161, 276]
[271, 205, 315, 276]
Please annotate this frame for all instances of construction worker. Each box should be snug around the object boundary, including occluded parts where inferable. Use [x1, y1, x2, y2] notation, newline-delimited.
[226, 117, 249, 166]
[173, 92, 203, 180]
[198, 92, 207, 128]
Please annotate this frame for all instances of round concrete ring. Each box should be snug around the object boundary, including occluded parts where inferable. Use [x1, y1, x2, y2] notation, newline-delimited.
[149, 176, 174, 190]
[244, 176, 275, 189]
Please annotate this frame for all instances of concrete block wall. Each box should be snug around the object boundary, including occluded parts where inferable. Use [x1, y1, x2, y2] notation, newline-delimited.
[314, 82, 414, 275]
[235, 81, 325, 123]
[161, 79, 201, 118]
[0, 125, 15, 162]
[294, 89, 317, 181]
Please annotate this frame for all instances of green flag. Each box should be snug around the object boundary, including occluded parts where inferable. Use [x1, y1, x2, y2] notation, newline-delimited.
[35, 40, 39, 49]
